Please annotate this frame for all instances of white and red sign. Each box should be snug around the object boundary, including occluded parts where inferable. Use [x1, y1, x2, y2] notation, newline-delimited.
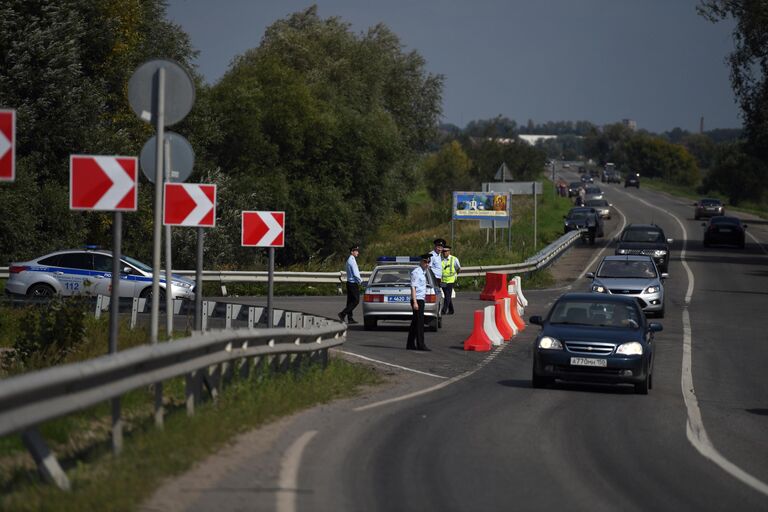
[70, 155, 138, 211]
[0, 109, 15, 182]
[164, 183, 216, 227]
[242, 211, 285, 247]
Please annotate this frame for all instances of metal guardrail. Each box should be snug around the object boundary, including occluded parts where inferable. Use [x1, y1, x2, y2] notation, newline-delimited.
[0, 307, 346, 490]
[0, 231, 581, 284]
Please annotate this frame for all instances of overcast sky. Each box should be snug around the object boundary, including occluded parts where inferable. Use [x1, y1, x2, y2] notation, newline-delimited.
[166, 0, 740, 133]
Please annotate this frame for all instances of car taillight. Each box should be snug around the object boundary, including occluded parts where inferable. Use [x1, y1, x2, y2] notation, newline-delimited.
[9, 265, 29, 274]
[425, 295, 437, 303]
[364, 294, 383, 303]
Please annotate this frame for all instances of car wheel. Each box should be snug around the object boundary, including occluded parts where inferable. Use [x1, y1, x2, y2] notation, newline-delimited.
[429, 318, 439, 332]
[27, 283, 56, 299]
[703, 239, 710, 248]
[739, 239, 746, 249]
[364, 317, 377, 330]
[139, 287, 166, 301]
[438, 315, 443, 328]
[635, 374, 649, 395]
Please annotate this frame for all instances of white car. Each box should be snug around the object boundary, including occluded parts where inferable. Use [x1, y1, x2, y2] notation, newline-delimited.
[5, 248, 195, 300]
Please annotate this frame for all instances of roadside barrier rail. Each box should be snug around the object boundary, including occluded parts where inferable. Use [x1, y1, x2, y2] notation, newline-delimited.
[0, 308, 346, 490]
[0, 231, 582, 283]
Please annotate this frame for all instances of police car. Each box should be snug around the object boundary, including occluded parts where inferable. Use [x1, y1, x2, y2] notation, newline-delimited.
[362, 256, 443, 331]
[5, 248, 195, 300]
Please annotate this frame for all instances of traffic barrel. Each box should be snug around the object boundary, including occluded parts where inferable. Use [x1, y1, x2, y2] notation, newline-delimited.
[494, 300, 514, 340]
[464, 310, 493, 351]
[482, 305, 504, 346]
[480, 272, 509, 301]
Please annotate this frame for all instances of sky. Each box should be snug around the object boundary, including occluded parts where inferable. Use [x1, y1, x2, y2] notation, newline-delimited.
[166, 0, 741, 133]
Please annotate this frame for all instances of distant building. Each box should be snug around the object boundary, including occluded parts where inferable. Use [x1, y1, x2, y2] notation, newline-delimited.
[517, 134, 558, 145]
[622, 119, 637, 131]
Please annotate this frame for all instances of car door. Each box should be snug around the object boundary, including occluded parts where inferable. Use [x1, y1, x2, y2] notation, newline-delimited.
[55, 252, 95, 296]
[91, 253, 138, 298]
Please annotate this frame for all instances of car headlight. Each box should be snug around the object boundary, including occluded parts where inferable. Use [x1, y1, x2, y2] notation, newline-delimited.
[617, 248, 629, 255]
[538, 336, 563, 350]
[644, 285, 660, 294]
[172, 280, 192, 288]
[616, 342, 643, 355]
[653, 250, 667, 258]
[592, 284, 607, 293]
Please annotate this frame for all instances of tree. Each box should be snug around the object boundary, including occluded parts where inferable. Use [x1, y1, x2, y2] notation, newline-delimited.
[702, 142, 766, 205]
[423, 141, 473, 204]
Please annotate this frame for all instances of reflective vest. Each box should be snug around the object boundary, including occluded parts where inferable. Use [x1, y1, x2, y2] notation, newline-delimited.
[441, 255, 459, 284]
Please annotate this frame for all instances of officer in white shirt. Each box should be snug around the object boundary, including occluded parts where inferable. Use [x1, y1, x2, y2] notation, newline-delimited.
[429, 238, 445, 288]
[406, 253, 432, 351]
[338, 244, 362, 324]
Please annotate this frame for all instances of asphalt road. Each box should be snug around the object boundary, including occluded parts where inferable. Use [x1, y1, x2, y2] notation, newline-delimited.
[143, 176, 768, 512]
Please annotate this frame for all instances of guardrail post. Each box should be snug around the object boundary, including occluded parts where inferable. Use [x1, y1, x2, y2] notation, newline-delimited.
[21, 428, 70, 491]
[203, 365, 221, 403]
[131, 297, 139, 329]
[186, 370, 201, 416]
[238, 341, 250, 379]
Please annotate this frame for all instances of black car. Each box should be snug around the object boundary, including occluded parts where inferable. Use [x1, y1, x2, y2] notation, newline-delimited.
[693, 198, 725, 220]
[567, 181, 583, 197]
[529, 293, 662, 394]
[563, 207, 605, 244]
[625, 173, 640, 188]
[702, 216, 747, 248]
[615, 224, 673, 272]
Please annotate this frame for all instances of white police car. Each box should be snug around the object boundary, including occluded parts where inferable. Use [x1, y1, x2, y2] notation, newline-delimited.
[362, 256, 442, 331]
[5, 248, 195, 300]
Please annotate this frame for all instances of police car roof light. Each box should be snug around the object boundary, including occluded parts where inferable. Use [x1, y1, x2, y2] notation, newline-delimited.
[83, 244, 101, 250]
[376, 256, 422, 263]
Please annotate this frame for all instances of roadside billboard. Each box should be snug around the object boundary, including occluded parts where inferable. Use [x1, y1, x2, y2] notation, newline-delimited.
[452, 191, 509, 220]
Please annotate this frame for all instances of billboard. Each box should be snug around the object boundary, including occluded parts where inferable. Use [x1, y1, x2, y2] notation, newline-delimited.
[453, 191, 509, 220]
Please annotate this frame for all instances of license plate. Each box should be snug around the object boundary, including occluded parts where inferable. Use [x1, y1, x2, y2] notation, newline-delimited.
[386, 295, 410, 303]
[570, 357, 607, 367]
[719, 228, 732, 232]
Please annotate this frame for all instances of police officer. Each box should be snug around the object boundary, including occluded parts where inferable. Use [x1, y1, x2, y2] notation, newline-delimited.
[440, 245, 461, 315]
[429, 238, 445, 288]
[338, 244, 362, 324]
[407, 253, 431, 351]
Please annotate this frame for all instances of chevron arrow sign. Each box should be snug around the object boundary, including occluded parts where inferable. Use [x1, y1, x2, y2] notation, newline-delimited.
[164, 183, 216, 227]
[242, 211, 285, 247]
[70, 155, 138, 211]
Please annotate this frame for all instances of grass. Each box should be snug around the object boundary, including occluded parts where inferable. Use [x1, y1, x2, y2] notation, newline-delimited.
[0, 357, 380, 512]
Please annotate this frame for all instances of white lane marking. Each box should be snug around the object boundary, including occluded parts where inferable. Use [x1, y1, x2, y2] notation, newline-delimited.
[338, 350, 448, 379]
[575, 205, 629, 282]
[354, 343, 508, 412]
[746, 230, 768, 255]
[626, 192, 768, 497]
[276, 430, 318, 512]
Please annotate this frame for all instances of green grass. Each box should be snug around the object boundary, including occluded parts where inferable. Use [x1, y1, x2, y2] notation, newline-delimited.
[0, 357, 380, 512]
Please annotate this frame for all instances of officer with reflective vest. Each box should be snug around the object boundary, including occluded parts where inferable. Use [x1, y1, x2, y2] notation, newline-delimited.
[440, 245, 461, 315]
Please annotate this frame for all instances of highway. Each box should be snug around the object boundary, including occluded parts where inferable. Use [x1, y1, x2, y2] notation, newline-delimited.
[143, 178, 768, 512]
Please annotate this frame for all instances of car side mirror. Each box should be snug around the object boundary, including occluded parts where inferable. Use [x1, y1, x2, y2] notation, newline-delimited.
[361, 280, 368, 287]
[648, 322, 663, 332]
[744, 224, 748, 229]
[693, 202, 698, 206]
[122, 266, 133, 274]
[529, 315, 543, 325]
[661, 273, 669, 280]
[586, 272, 595, 279]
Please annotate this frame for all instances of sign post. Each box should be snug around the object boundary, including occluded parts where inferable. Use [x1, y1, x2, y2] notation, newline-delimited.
[0, 109, 15, 182]
[70, 154, 137, 454]
[242, 211, 285, 327]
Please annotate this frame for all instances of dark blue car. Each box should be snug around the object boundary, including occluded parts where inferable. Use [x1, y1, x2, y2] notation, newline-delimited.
[529, 293, 663, 394]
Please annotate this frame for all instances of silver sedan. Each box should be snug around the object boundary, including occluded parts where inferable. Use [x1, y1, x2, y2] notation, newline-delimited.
[586, 255, 667, 318]
[584, 199, 612, 219]
[362, 263, 442, 331]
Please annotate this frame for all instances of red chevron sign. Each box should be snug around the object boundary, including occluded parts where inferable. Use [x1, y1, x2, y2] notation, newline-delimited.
[163, 183, 216, 227]
[242, 211, 285, 247]
[0, 110, 15, 182]
[70, 155, 137, 211]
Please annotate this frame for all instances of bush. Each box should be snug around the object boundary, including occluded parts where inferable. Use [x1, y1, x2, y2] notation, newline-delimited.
[12, 298, 89, 369]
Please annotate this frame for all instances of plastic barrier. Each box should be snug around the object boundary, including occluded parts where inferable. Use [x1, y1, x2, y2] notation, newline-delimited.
[508, 275, 528, 312]
[482, 305, 504, 346]
[464, 310, 493, 352]
[480, 272, 509, 301]
[494, 300, 515, 340]
[508, 293, 526, 331]
[502, 297, 519, 337]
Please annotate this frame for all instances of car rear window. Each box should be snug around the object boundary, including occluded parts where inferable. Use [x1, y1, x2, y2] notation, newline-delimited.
[711, 216, 739, 225]
[38, 255, 61, 266]
[370, 268, 413, 285]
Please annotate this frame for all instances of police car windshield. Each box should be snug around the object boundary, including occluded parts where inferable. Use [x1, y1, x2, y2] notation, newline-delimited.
[122, 255, 152, 273]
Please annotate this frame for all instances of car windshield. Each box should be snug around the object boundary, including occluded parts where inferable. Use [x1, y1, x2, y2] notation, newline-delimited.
[700, 199, 721, 206]
[122, 255, 152, 272]
[597, 260, 657, 278]
[621, 229, 664, 243]
[549, 300, 641, 328]
[567, 212, 589, 221]
[585, 200, 608, 207]
[585, 187, 600, 194]
[370, 268, 414, 286]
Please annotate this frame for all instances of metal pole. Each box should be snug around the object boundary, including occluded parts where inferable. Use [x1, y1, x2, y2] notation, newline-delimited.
[110, 211, 123, 454]
[164, 139, 173, 338]
[267, 247, 274, 328]
[150, 67, 165, 345]
[195, 227, 204, 331]
[508, 193, 512, 252]
[450, 219, 455, 249]
[533, 182, 538, 252]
